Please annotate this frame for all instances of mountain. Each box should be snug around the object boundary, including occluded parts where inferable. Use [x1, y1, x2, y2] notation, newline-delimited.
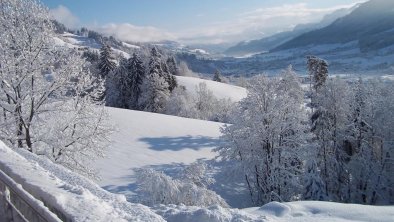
[224, 6, 356, 56]
[273, 0, 394, 52]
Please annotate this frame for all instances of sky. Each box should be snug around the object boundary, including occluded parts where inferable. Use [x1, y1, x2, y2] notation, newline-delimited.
[42, 0, 364, 45]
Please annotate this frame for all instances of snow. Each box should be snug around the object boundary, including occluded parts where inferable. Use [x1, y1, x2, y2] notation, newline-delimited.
[52, 33, 131, 58]
[151, 201, 394, 222]
[189, 49, 210, 55]
[2, 107, 394, 221]
[61, 32, 102, 49]
[234, 51, 268, 59]
[122, 42, 141, 49]
[95, 107, 225, 200]
[52, 36, 77, 49]
[112, 48, 131, 59]
[0, 140, 165, 221]
[176, 76, 247, 102]
[154, 205, 266, 222]
[244, 201, 394, 222]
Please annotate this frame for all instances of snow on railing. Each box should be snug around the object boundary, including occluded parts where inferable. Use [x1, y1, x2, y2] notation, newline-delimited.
[0, 169, 62, 222]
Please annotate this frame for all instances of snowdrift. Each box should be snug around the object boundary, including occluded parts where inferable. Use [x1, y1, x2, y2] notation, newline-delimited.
[152, 201, 394, 222]
[244, 201, 394, 222]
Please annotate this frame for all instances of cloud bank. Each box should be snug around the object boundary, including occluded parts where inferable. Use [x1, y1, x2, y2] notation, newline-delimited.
[50, 2, 362, 45]
[95, 23, 176, 43]
[50, 5, 79, 29]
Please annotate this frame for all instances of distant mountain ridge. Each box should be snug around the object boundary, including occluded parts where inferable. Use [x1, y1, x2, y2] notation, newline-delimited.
[273, 0, 394, 52]
[224, 5, 357, 56]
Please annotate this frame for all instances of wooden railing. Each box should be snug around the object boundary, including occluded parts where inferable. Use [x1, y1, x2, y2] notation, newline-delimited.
[0, 170, 62, 222]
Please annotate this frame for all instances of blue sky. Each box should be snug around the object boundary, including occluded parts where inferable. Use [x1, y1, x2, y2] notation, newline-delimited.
[43, 0, 363, 44]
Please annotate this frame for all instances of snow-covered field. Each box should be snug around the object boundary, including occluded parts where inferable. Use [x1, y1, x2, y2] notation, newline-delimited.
[95, 108, 225, 200]
[52, 32, 131, 58]
[176, 75, 247, 102]
[2, 132, 393, 222]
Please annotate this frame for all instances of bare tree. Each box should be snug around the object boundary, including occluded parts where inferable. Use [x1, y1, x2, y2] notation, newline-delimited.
[0, 0, 111, 177]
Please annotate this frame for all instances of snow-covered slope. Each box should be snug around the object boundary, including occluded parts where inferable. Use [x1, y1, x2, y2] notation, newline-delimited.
[0, 140, 164, 222]
[3, 136, 393, 222]
[154, 201, 394, 222]
[52, 32, 131, 58]
[176, 76, 247, 102]
[244, 201, 394, 222]
[95, 107, 225, 199]
[2, 107, 393, 221]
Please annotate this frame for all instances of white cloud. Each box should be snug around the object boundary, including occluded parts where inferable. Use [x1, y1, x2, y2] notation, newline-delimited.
[50, 5, 79, 29]
[49, 2, 363, 45]
[95, 23, 177, 43]
[176, 2, 362, 45]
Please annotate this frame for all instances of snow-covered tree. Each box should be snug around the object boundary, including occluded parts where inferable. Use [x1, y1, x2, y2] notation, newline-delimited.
[213, 69, 222, 82]
[345, 79, 394, 204]
[106, 53, 146, 109]
[98, 44, 116, 78]
[307, 56, 328, 93]
[161, 61, 177, 92]
[166, 56, 179, 76]
[105, 57, 128, 108]
[303, 160, 327, 201]
[178, 61, 197, 77]
[128, 53, 146, 109]
[0, 0, 111, 177]
[194, 83, 216, 120]
[181, 162, 215, 188]
[165, 86, 197, 118]
[217, 74, 310, 204]
[311, 78, 352, 200]
[165, 84, 234, 122]
[136, 169, 228, 207]
[278, 65, 303, 104]
[138, 73, 170, 113]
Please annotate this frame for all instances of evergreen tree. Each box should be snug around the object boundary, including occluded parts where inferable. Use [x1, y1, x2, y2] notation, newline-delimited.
[128, 53, 146, 109]
[166, 56, 179, 76]
[307, 56, 328, 93]
[106, 57, 128, 108]
[138, 73, 170, 113]
[161, 61, 177, 92]
[303, 160, 327, 200]
[149, 47, 162, 76]
[98, 44, 116, 78]
[213, 69, 222, 82]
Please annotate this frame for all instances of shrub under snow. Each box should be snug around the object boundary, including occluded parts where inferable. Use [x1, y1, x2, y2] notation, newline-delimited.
[136, 169, 228, 207]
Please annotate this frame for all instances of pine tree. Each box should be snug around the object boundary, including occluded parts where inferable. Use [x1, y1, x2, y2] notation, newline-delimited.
[105, 57, 128, 108]
[138, 47, 170, 112]
[303, 160, 326, 200]
[213, 69, 222, 82]
[128, 53, 146, 109]
[138, 73, 170, 113]
[149, 47, 162, 76]
[98, 44, 116, 78]
[166, 56, 179, 75]
[161, 61, 177, 92]
[307, 56, 328, 93]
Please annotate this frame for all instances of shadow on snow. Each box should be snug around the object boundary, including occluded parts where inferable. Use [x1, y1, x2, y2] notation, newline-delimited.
[139, 135, 222, 151]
